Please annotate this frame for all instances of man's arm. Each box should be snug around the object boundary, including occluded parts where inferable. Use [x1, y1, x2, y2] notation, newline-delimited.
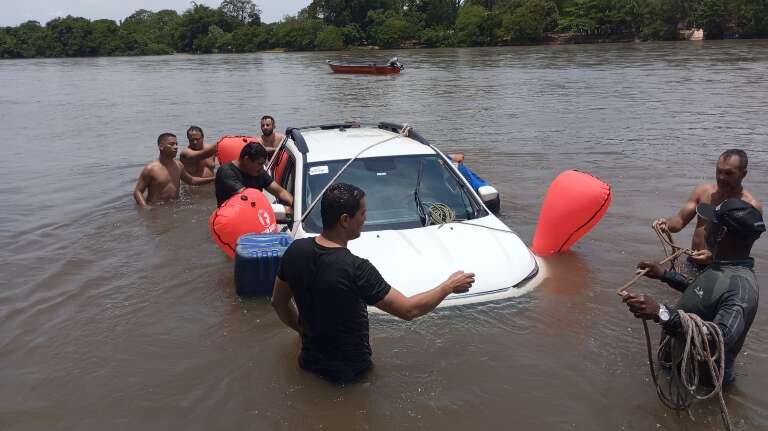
[180, 144, 217, 162]
[133, 166, 151, 208]
[375, 271, 475, 321]
[267, 181, 294, 207]
[271, 276, 300, 332]
[655, 184, 708, 232]
[638, 261, 689, 292]
[181, 167, 215, 186]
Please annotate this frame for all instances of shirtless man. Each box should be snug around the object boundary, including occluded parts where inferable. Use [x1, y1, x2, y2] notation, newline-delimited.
[259, 115, 285, 156]
[180, 126, 216, 178]
[655, 149, 763, 264]
[133, 133, 215, 208]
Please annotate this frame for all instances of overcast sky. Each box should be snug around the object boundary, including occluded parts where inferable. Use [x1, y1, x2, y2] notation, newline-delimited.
[0, 1, 309, 27]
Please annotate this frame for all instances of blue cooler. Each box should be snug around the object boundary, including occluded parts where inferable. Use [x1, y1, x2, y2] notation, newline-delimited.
[234, 233, 293, 297]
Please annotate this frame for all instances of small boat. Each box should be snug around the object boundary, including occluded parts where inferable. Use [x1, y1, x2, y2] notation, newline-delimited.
[327, 57, 404, 74]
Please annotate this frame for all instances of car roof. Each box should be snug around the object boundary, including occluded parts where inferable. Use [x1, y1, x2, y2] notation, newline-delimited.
[293, 127, 436, 163]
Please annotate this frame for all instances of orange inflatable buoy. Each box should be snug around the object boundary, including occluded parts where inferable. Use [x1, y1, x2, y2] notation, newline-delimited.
[216, 135, 260, 166]
[531, 170, 611, 256]
[209, 188, 278, 257]
[272, 150, 290, 183]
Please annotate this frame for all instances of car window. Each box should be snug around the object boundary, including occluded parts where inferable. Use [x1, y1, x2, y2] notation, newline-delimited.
[302, 155, 484, 233]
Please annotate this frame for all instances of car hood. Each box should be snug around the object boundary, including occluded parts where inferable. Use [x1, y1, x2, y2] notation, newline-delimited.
[347, 216, 538, 300]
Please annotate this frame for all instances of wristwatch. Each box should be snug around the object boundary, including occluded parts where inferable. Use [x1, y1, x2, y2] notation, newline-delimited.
[657, 304, 671, 323]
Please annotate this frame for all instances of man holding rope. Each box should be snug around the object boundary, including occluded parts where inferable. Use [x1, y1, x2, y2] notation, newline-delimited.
[622, 199, 764, 385]
[654, 149, 762, 270]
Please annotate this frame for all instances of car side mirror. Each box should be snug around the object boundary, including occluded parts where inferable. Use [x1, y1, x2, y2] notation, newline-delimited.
[271, 204, 293, 224]
[477, 185, 499, 203]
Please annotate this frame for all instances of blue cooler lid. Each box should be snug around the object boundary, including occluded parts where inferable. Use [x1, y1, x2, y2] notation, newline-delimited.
[236, 233, 293, 258]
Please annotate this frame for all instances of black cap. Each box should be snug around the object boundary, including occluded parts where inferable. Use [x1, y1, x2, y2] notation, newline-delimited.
[697, 199, 765, 239]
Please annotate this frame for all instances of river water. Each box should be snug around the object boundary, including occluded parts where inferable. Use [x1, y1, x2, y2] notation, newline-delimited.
[1, 41, 767, 430]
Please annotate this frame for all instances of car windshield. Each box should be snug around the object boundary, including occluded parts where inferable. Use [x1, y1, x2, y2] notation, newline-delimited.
[302, 155, 485, 233]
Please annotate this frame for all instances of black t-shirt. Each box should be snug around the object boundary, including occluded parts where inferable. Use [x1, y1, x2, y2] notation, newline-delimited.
[277, 237, 392, 383]
[215, 162, 273, 206]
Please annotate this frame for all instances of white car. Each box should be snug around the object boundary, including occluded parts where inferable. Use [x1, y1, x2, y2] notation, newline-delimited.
[265, 122, 543, 306]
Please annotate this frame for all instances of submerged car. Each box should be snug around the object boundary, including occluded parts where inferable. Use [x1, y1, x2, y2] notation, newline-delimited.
[263, 122, 543, 306]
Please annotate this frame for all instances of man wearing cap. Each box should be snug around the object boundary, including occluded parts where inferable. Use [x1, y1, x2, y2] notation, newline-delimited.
[622, 199, 765, 384]
[654, 149, 762, 267]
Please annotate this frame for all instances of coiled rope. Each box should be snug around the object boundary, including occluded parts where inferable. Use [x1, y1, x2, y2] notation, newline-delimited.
[617, 223, 732, 430]
[422, 202, 455, 225]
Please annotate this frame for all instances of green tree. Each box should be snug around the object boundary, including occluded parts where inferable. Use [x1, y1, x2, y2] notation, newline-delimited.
[175, 4, 239, 52]
[0, 29, 18, 58]
[640, 0, 688, 40]
[418, 25, 455, 47]
[455, 4, 498, 46]
[273, 16, 325, 50]
[733, 0, 768, 37]
[219, 0, 262, 24]
[340, 24, 363, 45]
[121, 9, 179, 52]
[316, 25, 345, 49]
[230, 24, 273, 51]
[559, 0, 642, 35]
[500, 0, 559, 43]
[695, 0, 730, 38]
[309, 0, 400, 28]
[367, 10, 421, 48]
[408, 0, 461, 27]
[45, 16, 94, 56]
[86, 19, 121, 55]
[8, 21, 48, 57]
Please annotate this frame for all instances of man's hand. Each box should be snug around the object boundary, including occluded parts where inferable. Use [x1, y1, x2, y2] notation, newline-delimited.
[637, 261, 665, 279]
[620, 292, 660, 320]
[689, 249, 713, 265]
[653, 218, 669, 232]
[444, 271, 475, 294]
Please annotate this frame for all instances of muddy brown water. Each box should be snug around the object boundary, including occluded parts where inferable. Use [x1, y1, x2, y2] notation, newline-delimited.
[1, 41, 767, 430]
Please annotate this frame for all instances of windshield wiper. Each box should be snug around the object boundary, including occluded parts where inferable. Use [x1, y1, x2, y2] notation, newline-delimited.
[414, 160, 427, 226]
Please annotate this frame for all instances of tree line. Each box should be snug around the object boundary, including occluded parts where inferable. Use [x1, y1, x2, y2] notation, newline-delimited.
[2, 0, 767, 58]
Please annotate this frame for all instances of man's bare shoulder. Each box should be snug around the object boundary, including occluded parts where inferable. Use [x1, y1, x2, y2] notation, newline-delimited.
[691, 183, 717, 202]
[179, 148, 195, 160]
[742, 189, 763, 213]
[142, 160, 163, 173]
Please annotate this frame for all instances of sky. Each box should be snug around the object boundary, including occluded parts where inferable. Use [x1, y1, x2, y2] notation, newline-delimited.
[0, 0, 309, 27]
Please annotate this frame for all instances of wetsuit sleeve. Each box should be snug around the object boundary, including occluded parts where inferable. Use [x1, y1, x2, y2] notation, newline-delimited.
[354, 259, 392, 305]
[660, 270, 690, 292]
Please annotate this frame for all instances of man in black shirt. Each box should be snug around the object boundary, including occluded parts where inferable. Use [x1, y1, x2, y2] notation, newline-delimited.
[622, 199, 764, 384]
[271, 183, 475, 383]
[214, 142, 293, 208]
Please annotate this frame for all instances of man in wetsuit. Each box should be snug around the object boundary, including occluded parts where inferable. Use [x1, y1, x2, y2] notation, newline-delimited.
[623, 199, 765, 384]
[258, 115, 285, 156]
[655, 149, 763, 268]
[180, 126, 216, 178]
[271, 183, 475, 383]
[214, 142, 293, 208]
[133, 133, 214, 208]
